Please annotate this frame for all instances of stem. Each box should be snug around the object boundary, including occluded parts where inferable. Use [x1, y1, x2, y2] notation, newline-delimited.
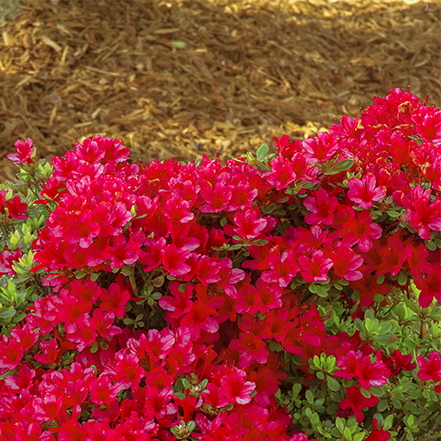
[128, 266, 139, 298]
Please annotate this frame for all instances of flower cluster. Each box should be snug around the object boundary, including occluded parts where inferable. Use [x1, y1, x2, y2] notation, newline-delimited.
[0, 89, 440, 441]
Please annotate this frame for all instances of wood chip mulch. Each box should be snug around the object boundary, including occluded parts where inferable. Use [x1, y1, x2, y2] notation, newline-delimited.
[1, 0, 440, 181]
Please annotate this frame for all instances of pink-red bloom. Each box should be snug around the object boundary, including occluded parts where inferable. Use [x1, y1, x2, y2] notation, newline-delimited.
[348, 173, 386, 209]
[340, 385, 379, 422]
[417, 351, 441, 382]
[6, 137, 34, 164]
[220, 366, 256, 405]
[365, 418, 391, 441]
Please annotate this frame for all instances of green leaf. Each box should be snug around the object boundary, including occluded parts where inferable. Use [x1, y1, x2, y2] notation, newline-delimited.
[0, 307, 16, 319]
[382, 415, 394, 431]
[171, 41, 186, 49]
[336, 417, 345, 434]
[426, 241, 437, 251]
[182, 378, 191, 389]
[327, 376, 340, 392]
[365, 317, 372, 333]
[343, 427, 352, 440]
[326, 159, 354, 175]
[369, 386, 385, 398]
[153, 275, 165, 287]
[310, 412, 320, 426]
[305, 389, 314, 404]
[256, 144, 269, 162]
[353, 433, 365, 441]
[397, 273, 408, 286]
[391, 398, 401, 409]
[292, 383, 302, 398]
[377, 399, 388, 412]
[376, 275, 385, 284]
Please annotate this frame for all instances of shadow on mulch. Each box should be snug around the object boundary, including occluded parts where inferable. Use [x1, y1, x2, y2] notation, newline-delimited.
[0, 0, 440, 181]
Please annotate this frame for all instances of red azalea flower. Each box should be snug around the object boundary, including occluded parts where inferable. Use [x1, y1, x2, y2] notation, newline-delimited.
[262, 249, 300, 287]
[230, 332, 268, 368]
[332, 245, 364, 282]
[375, 233, 412, 277]
[162, 243, 191, 277]
[58, 293, 92, 328]
[299, 249, 333, 282]
[6, 137, 34, 164]
[262, 155, 297, 190]
[261, 308, 290, 342]
[143, 385, 176, 420]
[5, 196, 28, 219]
[335, 350, 363, 380]
[101, 235, 141, 269]
[33, 394, 64, 423]
[348, 173, 386, 209]
[92, 309, 122, 340]
[159, 281, 194, 319]
[412, 106, 441, 142]
[400, 186, 441, 240]
[65, 314, 97, 351]
[232, 207, 268, 240]
[139, 237, 166, 271]
[194, 413, 224, 439]
[365, 418, 391, 441]
[417, 351, 441, 382]
[0, 248, 22, 276]
[196, 255, 221, 285]
[202, 382, 229, 409]
[414, 265, 441, 308]
[220, 366, 256, 405]
[89, 373, 122, 405]
[180, 298, 220, 340]
[256, 277, 283, 313]
[406, 242, 433, 279]
[35, 177, 66, 205]
[99, 283, 131, 318]
[339, 385, 379, 422]
[388, 349, 416, 376]
[0, 189, 6, 214]
[341, 210, 383, 253]
[304, 188, 339, 226]
[163, 196, 195, 223]
[302, 131, 339, 162]
[170, 222, 201, 252]
[228, 180, 259, 211]
[273, 134, 302, 156]
[235, 282, 263, 315]
[349, 272, 391, 307]
[63, 209, 100, 248]
[249, 368, 279, 407]
[355, 355, 390, 390]
[200, 183, 232, 213]
[104, 351, 145, 391]
[34, 338, 59, 364]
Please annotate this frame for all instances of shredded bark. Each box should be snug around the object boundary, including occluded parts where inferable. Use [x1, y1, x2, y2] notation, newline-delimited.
[1, 0, 440, 181]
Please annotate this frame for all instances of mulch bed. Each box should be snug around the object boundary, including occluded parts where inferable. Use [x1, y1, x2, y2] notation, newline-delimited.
[0, 0, 440, 181]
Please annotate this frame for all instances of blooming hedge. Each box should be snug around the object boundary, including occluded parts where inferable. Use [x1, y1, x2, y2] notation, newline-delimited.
[0, 88, 440, 441]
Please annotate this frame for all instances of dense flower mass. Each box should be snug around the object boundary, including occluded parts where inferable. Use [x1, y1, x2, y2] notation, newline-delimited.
[0, 90, 440, 440]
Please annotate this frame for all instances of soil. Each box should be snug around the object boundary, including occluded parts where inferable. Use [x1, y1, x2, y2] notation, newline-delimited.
[0, 0, 440, 182]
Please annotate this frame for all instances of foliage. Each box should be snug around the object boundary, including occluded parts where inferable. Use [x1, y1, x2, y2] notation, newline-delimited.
[0, 88, 440, 440]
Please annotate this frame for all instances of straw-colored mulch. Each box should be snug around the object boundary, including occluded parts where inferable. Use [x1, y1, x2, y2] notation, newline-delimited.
[1, 0, 440, 181]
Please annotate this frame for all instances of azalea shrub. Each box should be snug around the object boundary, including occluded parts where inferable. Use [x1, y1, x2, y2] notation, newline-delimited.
[0, 88, 440, 441]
